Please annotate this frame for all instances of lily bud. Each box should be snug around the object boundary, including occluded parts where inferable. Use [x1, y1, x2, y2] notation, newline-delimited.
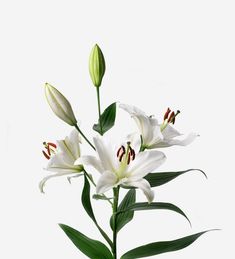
[89, 44, 106, 87]
[45, 83, 77, 126]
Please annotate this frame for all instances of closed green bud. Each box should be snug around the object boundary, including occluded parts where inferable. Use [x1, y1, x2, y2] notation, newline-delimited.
[89, 44, 106, 87]
[45, 83, 77, 126]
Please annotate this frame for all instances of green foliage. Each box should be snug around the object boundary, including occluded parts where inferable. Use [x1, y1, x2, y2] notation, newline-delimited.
[59, 224, 113, 259]
[93, 102, 116, 135]
[110, 189, 136, 232]
[82, 175, 113, 248]
[145, 169, 207, 187]
[117, 202, 191, 226]
[121, 231, 212, 259]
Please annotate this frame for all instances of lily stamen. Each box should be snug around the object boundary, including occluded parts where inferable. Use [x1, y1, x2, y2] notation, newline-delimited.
[117, 145, 125, 158]
[42, 150, 50, 160]
[161, 108, 181, 131]
[168, 110, 180, 124]
[117, 142, 136, 165]
[42, 141, 57, 160]
[164, 107, 171, 120]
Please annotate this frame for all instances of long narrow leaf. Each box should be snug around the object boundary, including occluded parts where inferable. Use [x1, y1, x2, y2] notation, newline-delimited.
[82, 175, 113, 248]
[117, 202, 191, 226]
[145, 169, 207, 187]
[93, 102, 116, 135]
[121, 230, 213, 259]
[110, 189, 136, 232]
[59, 224, 113, 259]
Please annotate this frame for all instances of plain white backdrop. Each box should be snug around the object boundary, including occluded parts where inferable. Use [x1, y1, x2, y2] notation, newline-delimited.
[0, 0, 234, 258]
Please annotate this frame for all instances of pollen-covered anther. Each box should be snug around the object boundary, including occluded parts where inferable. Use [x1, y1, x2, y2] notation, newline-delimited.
[117, 144, 135, 164]
[42, 141, 57, 160]
[168, 110, 180, 124]
[164, 107, 171, 120]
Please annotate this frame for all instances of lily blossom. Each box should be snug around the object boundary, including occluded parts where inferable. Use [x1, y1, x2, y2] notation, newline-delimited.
[75, 136, 166, 203]
[39, 129, 83, 192]
[120, 103, 198, 149]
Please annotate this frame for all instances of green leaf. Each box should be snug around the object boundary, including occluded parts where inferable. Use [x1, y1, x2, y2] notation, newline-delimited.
[93, 102, 116, 135]
[117, 202, 191, 226]
[110, 189, 136, 232]
[59, 224, 113, 259]
[145, 169, 207, 188]
[82, 175, 113, 248]
[121, 230, 213, 259]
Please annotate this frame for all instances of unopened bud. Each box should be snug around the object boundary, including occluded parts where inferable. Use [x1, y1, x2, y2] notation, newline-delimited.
[45, 83, 77, 126]
[89, 44, 106, 87]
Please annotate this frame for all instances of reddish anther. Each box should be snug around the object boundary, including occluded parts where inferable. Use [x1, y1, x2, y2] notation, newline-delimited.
[117, 146, 125, 157]
[164, 108, 171, 120]
[119, 152, 125, 162]
[48, 142, 57, 148]
[131, 148, 135, 160]
[42, 150, 50, 160]
[168, 111, 175, 123]
[127, 152, 131, 165]
[47, 145, 51, 156]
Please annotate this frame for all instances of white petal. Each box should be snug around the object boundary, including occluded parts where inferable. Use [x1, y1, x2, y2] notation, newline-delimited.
[96, 171, 118, 194]
[127, 178, 154, 203]
[39, 172, 77, 193]
[126, 132, 141, 152]
[155, 132, 199, 148]
[120, 103, 163, 147]
[119, 103, 146, 116]
[93, 136, 117, 172]
[67, 129, 81, 158]
[147, 126, 163, 148]
[127, 150, 166, 181]
[75, 155, 104, 174]
[57, 139, 76, 163]
[67, 174, 83, 184]
[133, 114, 154, 144]
[162, 124, 181, 139]
[46, 153, 81, 173]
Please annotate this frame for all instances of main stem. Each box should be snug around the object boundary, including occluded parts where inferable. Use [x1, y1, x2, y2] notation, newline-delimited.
[112, 186, 120, 259]
[74, 124, 96, 150]
[96, 87, 103, 135]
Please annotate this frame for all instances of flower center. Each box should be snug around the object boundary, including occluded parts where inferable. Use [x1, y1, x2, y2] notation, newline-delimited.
[161, 108, 180, 131]
[116, 142, 135, 165]
[42, 142, 57, 160]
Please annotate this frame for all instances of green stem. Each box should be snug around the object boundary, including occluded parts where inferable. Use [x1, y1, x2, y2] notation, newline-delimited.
[112, 186, 120, 259]
[96, 87, 103, 135]
[74, 124, 95, 150]
[83, 170, 113, 206]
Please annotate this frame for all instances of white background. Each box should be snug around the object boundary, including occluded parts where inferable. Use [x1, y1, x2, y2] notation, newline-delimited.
[0, 0, 234, 258]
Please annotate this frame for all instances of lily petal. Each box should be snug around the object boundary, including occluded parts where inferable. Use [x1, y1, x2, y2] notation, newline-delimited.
[120, 103, 163, 147]
[75, 155, 104, 174]
[93, 136, 118, 172]
[128, 150, 166, 181]
[39, 172, 78, 193]
[127, 178, 154, 203]
[67, 129, 81, 158]
[96, 171, 118, 194]
[162, 124, 181, 139]
[46, 153, 81, 173]
[153, 132, 199, 148]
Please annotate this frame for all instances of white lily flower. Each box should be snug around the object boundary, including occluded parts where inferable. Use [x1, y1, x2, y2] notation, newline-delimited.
[45, 83, 77, 126]
[120, 104, 198, 149]
[39, 129, 83, 193]
[75, 136, 166, 203]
